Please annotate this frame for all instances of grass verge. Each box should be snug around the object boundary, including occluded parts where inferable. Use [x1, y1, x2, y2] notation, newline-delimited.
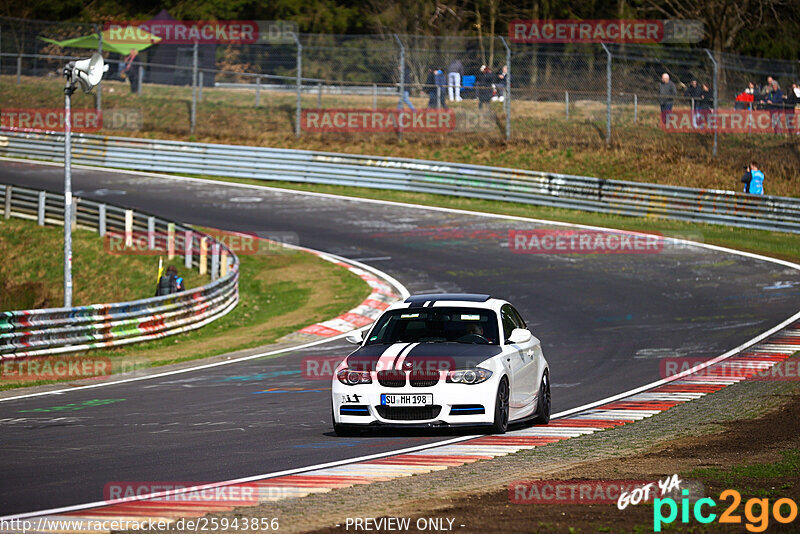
[0, 218, 371, 390]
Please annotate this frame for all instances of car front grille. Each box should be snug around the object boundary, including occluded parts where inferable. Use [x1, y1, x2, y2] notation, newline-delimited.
[409, 372, 440, 387]
[375, 405, 442, 421]
[377, 370, 406, 387]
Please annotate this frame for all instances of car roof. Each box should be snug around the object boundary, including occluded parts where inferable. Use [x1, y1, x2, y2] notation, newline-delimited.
[389, 293, 505, 311]
[404, 293, 491, 304]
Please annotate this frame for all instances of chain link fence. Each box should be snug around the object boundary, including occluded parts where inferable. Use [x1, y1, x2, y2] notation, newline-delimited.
[2, 16, 799, 153]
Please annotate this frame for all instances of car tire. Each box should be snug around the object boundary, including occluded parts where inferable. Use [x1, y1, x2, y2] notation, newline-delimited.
[332, 406, 359, 436]
[490, 377, 510, 434]
[533, 372, 551, 425]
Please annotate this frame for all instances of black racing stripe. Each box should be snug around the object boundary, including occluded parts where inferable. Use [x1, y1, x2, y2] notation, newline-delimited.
[392, 343, 416, 369]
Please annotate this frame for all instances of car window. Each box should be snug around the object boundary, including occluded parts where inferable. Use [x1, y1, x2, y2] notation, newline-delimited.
[365, 307, 500, 345]
[501, 304, 517, 342]
[510, 306, 527, 329]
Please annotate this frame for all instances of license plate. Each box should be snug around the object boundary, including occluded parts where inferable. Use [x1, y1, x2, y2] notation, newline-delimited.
[380, 393, 433, 406]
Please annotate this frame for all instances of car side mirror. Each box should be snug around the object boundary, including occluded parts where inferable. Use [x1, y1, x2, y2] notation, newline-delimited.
[507, 328, 532, 344]
[345, 331, 364, 345]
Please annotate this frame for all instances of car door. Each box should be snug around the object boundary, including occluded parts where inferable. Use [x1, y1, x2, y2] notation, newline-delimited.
[501, 304, 532, 409]
[510, 305, 540, 408]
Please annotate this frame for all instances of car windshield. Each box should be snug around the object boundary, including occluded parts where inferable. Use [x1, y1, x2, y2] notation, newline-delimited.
[365, 307, 499, 345]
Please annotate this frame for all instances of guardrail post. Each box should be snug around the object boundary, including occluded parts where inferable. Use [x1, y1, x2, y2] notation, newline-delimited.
[500, 36, 511, 141]
[199, 236, 208, 275]
[633, 94, 638, 123]
[372, 84, 377, 109]
[37, 191, 46, 226]
[255, 75, 261, 107]
[211, 242, 220, 281]
[317, 82, 322, 108]
[184, 230, 193, 269]
[3, 185, 11, 219]
[198, 71, 203, 102]
[220, 249, 228, 277]
[190, 40, 198, 135]
[147, 216, 155, 249]
[704, 48, 719, 157]
[292, 32, 302, 138]
[167, 222, 175, 259]
[16, 54, 21, 84]
[124, 210, 134, 247]
[436, 86, 441, 108]
[394, 34, 404, 141]
[98, 204, 106, 236]
[137, 65, 143, 96]
[601, 43, 612, 147]
[565, 91, 569, 120]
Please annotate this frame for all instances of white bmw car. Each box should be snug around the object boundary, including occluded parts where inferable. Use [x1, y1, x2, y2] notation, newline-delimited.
[331, 293, 550, 435]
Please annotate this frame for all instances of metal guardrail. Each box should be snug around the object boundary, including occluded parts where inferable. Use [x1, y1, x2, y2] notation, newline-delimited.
[0, 183, 239, 359]
[1, 131, 799, 233]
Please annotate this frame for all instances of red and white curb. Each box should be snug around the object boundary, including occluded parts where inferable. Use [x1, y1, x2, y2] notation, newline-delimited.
[8, 321, 798, 533]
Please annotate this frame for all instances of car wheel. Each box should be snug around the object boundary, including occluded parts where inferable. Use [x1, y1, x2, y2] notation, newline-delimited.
[533, 372, 551, 425]
[490, 377, 510, 434]
[332, 406, 359, 436]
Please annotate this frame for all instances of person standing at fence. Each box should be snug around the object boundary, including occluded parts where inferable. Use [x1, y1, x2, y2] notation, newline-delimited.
[495, 65, 509, 102]
[121, 49, 139, 94]
[398, 63, 415, 111]
[435, 68, 448, 108]
[786, 82, 800, 135]
[735, 82, 755, 110]
[747, 162, 764, 195]
[699, 83, 713, 124]
[659, 73, 677, 124]
[155, 265, 184, 296]
[763, 80, 784, 133]
[447, 59, 464, 102]
[477, 65, 493, 109]
[684, 79, 702, 127]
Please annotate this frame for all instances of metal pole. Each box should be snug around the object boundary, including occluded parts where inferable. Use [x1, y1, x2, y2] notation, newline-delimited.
[292, 33, 302, 138]
[191, 41, 198, 135]
[3, 185, 10, 219]
[38, 191, 46, 226]
[634, 94, 638, 123]
[565, 91, 569, 120]
[601, 43, 611, 146]
[500, 37, 511, 141]
[16, 54, 21, 84]
[394, 34, 404, 140]
[64, 82, 75, 307]
[255, 75, 260, 107]
[99, 204, 106, 236]
[705, 48, 719, 157]
[94, 24, 102, 113]
[198, 71, 203, 101]
[137, 65, 143, 96]
[437, 85, 441, 108]
[372, 83, 377, 109]
[317, 82, 322, 108]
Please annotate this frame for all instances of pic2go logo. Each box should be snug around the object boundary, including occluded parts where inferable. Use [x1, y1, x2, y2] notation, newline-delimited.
[654, 489, 799, 532]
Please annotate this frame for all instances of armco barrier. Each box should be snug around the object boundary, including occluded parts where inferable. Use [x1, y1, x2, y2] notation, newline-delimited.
[1, 131, 799, 233]
[0, 184, 239, 359]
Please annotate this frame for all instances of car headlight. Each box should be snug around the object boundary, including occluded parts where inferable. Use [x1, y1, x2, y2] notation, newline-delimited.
[446, 367, 493, 384]
[337, 369, 372, 385]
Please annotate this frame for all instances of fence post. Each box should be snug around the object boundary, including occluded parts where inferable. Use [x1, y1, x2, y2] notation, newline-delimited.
[16, 54, 21, 84]
[98, 204, 106, 236]
[705, 49, 719, 157]
[220, 249, 228, 277]
[437, 85, 441, 108]
[565, 91, 569, 120]
[199, 237, 208, 275]
[211, 242, 220, 281]
[3, 185, 10, 219]
[372, 83, 377, 109]
[184, 230, 193, 269]
[190, 41, 198, 135]
[124, 210, 133, 247]
[147, 216, 155, 249]
[317, 82, 322, 108]
[292, 32, 302, 138]
[37, 191, 46, 225]
[198, 71, 203, 101]
[167, 222, 175, 259]
[394, 34, 405, 140]
[94, 23, 102, 113]
[500, 37, 511, 141]
[255, 75, 261, 107]
[137, 65, 143, 96]
[601, 43, 612, 147]
[633, 94, 638, 123]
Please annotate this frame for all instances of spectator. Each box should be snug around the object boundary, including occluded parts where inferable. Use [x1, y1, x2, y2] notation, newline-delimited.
[494, 65, 510, 102]
[425, 68, 447, 108]
[764, 80, 784, 132]
[121, 49, 139, 94]
[447, 58, 464, 102]
[684, 79, 702, 127]
[658, 73, 677, 123]
[759, 76, 775, 101]
[748, 162, 764, 195]
[397, 63, 415, 111]
[477, 65, 493, 109]
[698, 83, 713, 124]
[786, 82, 800, 134]
[734, 82, 755, 110]
[155, 265, 184, 296]
[435, 68, 448, 108]
[740, 164, 752, 193]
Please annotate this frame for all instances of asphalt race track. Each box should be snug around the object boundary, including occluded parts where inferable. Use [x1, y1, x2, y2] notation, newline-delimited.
[2, 159, 800, 516]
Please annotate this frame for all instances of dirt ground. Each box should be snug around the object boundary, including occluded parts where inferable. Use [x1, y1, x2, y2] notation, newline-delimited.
[309, 390, 800, 533]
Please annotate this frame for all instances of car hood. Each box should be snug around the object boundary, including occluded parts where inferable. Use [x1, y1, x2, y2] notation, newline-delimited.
[346, 342, 502, 372]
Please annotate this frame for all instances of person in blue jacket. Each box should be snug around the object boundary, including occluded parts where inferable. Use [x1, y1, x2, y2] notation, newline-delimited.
[748, 162, 765, 195]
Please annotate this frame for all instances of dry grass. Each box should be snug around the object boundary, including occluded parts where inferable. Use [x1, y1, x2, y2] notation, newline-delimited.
[3, 74, 798, 197]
